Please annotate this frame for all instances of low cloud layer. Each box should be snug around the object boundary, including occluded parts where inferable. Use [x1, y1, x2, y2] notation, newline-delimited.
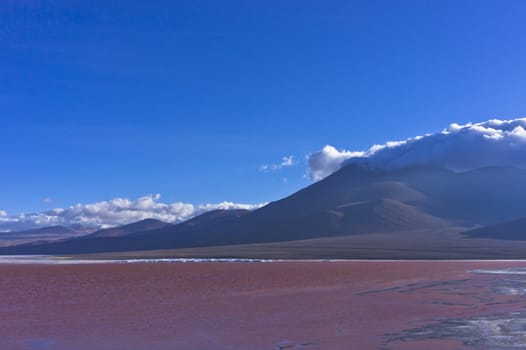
[307, 118, 526, 180]
[0, 194, 265, 232]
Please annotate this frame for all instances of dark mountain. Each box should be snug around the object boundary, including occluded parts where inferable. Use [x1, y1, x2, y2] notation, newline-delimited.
[3, 165, 526, 255]
[88, 219, 172, 238]
[463, 217, 526, 240]
[218, 164, 526, 243]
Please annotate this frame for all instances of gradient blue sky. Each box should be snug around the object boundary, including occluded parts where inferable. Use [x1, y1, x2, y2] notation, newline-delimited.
[2, 0, 526, 214]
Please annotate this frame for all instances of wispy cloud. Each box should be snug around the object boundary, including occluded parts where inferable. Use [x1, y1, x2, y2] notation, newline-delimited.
[0, 194, 266, 232]
[260, 155, 295, 172]
[307, 118, 526, 180]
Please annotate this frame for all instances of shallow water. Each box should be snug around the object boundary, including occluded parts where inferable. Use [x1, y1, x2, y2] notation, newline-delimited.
[384, 266, 526, 349]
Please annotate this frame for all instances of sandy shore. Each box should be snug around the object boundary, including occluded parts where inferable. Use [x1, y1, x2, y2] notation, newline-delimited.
[2, 260, 526, 349]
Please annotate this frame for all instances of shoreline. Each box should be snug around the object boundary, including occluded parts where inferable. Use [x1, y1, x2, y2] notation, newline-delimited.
[6, 254, 526, 264]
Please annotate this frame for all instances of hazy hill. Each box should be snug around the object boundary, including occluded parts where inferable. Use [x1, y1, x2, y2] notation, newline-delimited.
[0, 225, 91, 247]
[9, 226, 76, 236]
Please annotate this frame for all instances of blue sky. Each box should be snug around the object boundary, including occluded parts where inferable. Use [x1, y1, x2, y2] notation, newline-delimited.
[2, 0, 526, 215]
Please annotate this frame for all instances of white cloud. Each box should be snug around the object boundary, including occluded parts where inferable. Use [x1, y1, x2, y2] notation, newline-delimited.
[197, 201, 264, 212]
[0, 194, 265, 232]
[307, 145, 365, 181]
[307, 118, 526, 180]
[281, 155, 294, 167]
[260, 155, 295, 172]
[43, 197, 53, 204]
[0, 210, 7, 217]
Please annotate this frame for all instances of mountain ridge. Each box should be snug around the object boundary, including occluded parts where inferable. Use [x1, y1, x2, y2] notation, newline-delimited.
[3, 165, 526, 256]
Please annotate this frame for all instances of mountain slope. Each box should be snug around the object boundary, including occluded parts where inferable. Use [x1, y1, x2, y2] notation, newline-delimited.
[88, 219, 172, 238]
[463, 217, 526, 240]
[335, 198, 447, 233]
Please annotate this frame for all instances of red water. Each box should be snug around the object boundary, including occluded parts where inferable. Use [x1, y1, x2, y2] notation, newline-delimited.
[1, 261, 525, 349]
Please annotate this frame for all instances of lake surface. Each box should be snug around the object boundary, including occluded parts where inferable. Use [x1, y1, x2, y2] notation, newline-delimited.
[2, 260, 526, 349]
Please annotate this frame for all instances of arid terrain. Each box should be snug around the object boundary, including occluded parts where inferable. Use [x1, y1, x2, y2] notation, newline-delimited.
[3, 260, 526, 349]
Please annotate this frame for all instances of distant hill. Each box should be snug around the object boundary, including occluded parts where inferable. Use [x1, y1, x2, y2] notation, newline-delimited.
[0, 225, 91, 247]
[11, 226, 77, 236]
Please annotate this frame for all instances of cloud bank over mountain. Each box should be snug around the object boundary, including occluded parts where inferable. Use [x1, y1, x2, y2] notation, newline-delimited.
[308, 118, 526, 180]
[0, 194, 265, 232]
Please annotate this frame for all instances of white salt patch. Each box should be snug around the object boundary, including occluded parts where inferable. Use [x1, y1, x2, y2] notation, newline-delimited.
[472, 268, 526, 275]
[0, 255, 113, 264]
[119, 258, 278, 263]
